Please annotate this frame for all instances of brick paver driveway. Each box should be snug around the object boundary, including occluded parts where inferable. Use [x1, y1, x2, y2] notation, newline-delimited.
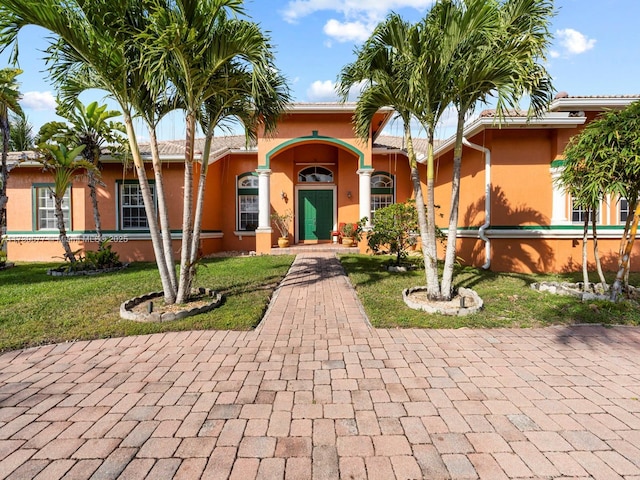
[1, 253, 639, 479]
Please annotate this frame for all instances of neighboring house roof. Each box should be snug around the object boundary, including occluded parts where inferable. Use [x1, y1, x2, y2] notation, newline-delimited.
[138, 135, 256, 162]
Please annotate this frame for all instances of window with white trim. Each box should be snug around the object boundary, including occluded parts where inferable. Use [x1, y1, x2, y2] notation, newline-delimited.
[619, 197, 630, 224]
[237, 173, 258, 231]
[118, 181, 155, 230]
[571, 199, 599, 224]
[371, 172, 394, 219]
[35, 185, 70, 230]
[298, 166, 333, 183]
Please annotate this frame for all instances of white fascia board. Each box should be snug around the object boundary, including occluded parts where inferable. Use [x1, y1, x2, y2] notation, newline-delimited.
[550, 96, 640, 112]
[434, 113, 587, 156]
[288, 103, 358, 113]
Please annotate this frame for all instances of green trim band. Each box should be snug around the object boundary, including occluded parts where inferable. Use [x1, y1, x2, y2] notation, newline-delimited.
[264, 133, 366, 169]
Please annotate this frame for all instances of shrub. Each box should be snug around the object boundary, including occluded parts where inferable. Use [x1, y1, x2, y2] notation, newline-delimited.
[367, 202, 419, 266]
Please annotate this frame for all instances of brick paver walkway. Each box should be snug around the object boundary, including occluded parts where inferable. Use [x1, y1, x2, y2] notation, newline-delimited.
[1, 253, 640, 479]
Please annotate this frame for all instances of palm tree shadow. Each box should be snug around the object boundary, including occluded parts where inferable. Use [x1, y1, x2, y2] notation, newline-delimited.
[463, 185, 555, 274]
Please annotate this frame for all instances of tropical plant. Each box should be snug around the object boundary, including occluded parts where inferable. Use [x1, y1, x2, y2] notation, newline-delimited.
[368, 202, 420, 266]
[337, 13, 447, 296]
[0, 0, 289, 306]
[38, 100, 126, 246]
[271, 209, 293, 238]
[35, 142, 92, 263]
[340, 0, 554, 301]
[437, 0, 555, 300]
[9, 112, 34, 151]
[558, 100, 640, 301]
[0, 67, 22, 239]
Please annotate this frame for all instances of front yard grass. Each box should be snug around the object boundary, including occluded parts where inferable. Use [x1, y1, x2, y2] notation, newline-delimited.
[340, 254, 640, 329]
[0, 255, 294, 353]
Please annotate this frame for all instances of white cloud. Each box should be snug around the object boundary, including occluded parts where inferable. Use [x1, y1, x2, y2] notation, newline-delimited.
[283, 0, 434, 23]
[323, 19, 374, 43]
[555, 28, 596, 56]
[307, 80, 339, 102]
[20, 91, 57, 111]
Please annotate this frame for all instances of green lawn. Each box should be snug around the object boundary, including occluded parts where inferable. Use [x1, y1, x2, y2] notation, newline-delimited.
[340, 254, 640, 329]
[0, 255, 294, 353]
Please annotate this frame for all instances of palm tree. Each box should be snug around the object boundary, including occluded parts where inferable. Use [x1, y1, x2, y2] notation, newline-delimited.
[140, 0, 289, 303]
[9, 112, 34, 151]
[0, 0, 289, 305]
[438, 0, 555, 299]
[338, 11, 454, 299]
[38, 100, 125, 246]
[0, 67, 23, 238]
[36, 142, 91, 262]
[0, 0, 181, 303]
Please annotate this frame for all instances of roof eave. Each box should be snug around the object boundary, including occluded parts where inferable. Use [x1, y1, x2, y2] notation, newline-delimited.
[434, 114, 587, 157]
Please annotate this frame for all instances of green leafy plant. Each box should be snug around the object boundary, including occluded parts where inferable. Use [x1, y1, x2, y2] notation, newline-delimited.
[368, 202, 419, 265]
[340, 218, 367, 242]
[84, 239, 122, 269]
[0, 236, 7, 266]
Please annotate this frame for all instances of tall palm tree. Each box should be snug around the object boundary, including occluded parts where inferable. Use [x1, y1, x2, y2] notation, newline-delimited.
[36, 142, 92, 262]
[140, 0, 289, 303]
[0, 0, 289, 305]
[439, 0, 555, 299]
[38, 100, 125, 245]
[338, 12, 449, 299]
[0, 0, 181, 303]
[0, 67, 23, 237]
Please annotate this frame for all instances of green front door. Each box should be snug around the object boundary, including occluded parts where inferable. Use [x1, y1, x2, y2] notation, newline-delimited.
[299, 190, 333, 241]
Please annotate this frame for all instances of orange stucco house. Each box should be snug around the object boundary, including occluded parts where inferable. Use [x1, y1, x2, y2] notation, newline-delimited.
[4, 95, 640, 273]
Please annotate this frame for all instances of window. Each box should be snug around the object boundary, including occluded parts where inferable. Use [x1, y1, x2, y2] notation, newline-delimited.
[371, 172, 394, 219]
[619, 197, 630, 224]
[237, 173, 258, 231]
[35, 185, 71, 230]
[118, 181, 155, 230]
[298, 166, 333, 183]
[571, 199, 599, 224]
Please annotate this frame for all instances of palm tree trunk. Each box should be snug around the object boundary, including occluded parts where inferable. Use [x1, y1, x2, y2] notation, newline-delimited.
[188, 128, 214, 280]
[1, 117, 9, 235]
[148, 127, 177, 291]
[404, 123, 435, 299]
[55, 192, 75, 263]
[582, 211, 590, 291]
[124, 115, 176, 304]
[592, 214, 606, 287]
[611, 199, 640, 302]
[424, 132, 441, 299]
[441, 110, 466, 300]
[87, 171, 103, 246]
[176, 112, 197, 304]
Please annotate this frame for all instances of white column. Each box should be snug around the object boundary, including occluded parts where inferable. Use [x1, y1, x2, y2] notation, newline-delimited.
[550, 167, 568, 224]
[358, 169, 373, 227]
[256, 169, 272, 231]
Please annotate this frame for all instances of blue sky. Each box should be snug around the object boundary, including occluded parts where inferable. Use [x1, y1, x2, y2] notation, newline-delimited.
[2, 0, 639, 141]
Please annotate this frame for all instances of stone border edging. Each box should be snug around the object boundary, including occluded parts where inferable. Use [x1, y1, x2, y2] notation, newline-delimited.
[530, 281, 613, 302]
[403, 286, 484, 316]
[120, 287, 224, 322]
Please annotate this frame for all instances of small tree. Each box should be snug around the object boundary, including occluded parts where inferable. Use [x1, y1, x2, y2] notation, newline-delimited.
[36, 142, 91, 263]
[368, 202, 419, 266]
[558, 100, 640, 301]
[38, 101, 125, 246]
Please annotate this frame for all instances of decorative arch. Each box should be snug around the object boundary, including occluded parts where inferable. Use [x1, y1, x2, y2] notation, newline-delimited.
[263, 132, 368, 170]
